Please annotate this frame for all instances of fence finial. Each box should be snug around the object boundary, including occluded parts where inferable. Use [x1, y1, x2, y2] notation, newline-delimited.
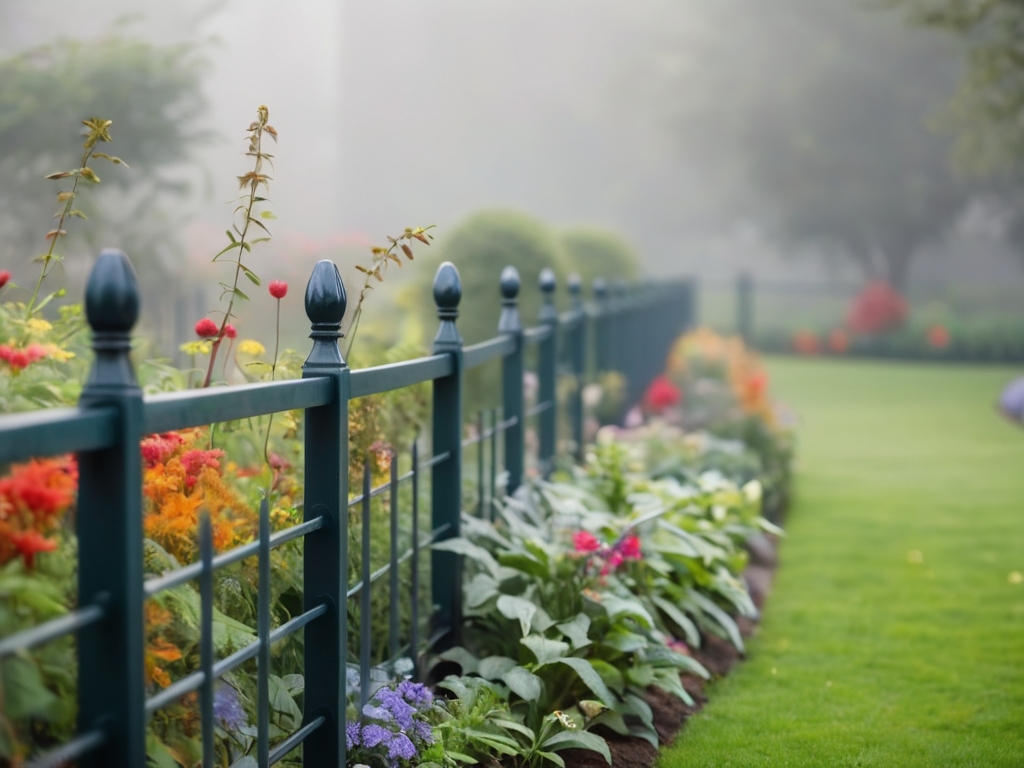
[304, 259, 347, 368]
[433, 261, 462, 348]
[498, 266, 521, 334]
[568, 273, 582, 307]
[539, 267, 557, 319]
[593, 277, 608, 301]
[83, 248, 140, 395]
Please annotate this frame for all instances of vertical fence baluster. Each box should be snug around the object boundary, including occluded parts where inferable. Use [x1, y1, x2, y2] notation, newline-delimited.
[538, 269, 558, 473]
[389, 452, 400, 665]
[737, 271, 753, 345]
[76, 250, 145, 768]
[488, 408, 498, 519]
[499, 266, 524, 495]
[199, 512, 215, 768]
[301, 259, 349, 765]
[567, 274, 585, 461]
[257, 498, 271, 767]
[476, 411, 485, 517]
[430, 262, 464, 645]
[592, 278, 608, 378]
[410, 442, 420, 679]
[360, 462, 372, 710]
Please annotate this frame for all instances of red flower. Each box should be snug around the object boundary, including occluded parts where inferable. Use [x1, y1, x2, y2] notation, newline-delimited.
[927, 324, 950, 349]
[195, 318, 219, 338]
[268, 281, 288, 299]
[224, 324, 237, 339]
[0, 271, 10, 289]
[140, 432, 185, 468]
[7, 349, 30, 369]
[618, 535, 642, 561]
[792, 330, 820, 355]
[827, 329, 849, 354]
[180, 448, 225, 479]
[573, 531, 601, 553]
[11, 530, 58, 568]
[845, 281, 907, 335]
[643, 375, 681, 413]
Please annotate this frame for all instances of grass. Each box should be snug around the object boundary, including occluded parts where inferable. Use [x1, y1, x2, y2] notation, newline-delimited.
[659, 357, 1024, 767]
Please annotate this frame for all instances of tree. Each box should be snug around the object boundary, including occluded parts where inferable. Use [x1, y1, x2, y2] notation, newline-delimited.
[649, 0, 1001, 289]
[559, 227, 641, 289]
[888, 0, 1024, 174]
[0, 36, 209, 291]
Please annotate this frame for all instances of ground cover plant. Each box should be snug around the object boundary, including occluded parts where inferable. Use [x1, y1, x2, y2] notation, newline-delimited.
[660, 358, 1024, 767]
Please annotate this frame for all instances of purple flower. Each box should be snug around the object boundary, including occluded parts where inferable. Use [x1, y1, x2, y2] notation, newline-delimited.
[386, 732, 417, 762]
[360, 724, 390, 748]
[346, 721, 361, 750]
[213, 684, 247, 731]
[375, 688, 417, 729]
[410, 719, 434, 744]
[396, 680, 432, 709]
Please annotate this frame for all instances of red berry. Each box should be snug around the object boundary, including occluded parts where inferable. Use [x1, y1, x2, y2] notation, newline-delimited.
[0, 271, 10, 289]
[268, 280, 288, 299]
[194, 318, 219, 338]
[224, 324, 237, 339]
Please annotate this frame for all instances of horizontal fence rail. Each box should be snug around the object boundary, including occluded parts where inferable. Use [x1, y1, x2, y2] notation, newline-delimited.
[0, 248, 694, 768]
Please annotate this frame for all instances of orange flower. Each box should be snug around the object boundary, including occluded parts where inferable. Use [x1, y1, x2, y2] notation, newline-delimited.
[792, 330, 820, 355]
[145, 603, 182, 689]
[0, 456, 77, 567]
[927, 324, 951, 349]
[828, 328, 849, 354]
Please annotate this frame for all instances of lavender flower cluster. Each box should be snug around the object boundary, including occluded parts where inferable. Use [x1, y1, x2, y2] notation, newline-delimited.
[347, 680, 435, 767]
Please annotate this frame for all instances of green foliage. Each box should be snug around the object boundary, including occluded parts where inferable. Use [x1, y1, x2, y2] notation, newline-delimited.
[421, 210, 570, 345]
[559, 227, 641, 289]
[0, 36, 208, 284]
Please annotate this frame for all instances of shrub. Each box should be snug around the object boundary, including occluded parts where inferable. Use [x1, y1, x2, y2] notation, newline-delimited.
[559, 227, 641, 289]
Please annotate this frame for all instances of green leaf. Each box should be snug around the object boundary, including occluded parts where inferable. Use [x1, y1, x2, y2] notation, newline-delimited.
[501, 665, 543, 703]
[545, 657, 617, 708]
[601, 594, 654, 627]
[602, 627, 647, 653]
[497, 551, 548, 580]
[478, 655, 517, 680]
[432, 538, 500, 577]
[464, 572, 500, 608]
[542, 730, 612, 765]
[1, 657, 59, 720]
[439, 647, 480, 675]
[521, 635, 569, 665]
[688, 590, 745, 652]
[241, 265, 261, 286]
[556, 613, 592, 650]
[496, 594, 537, 636]
[652, 595, 701, 646]
[233, 287, 250, 301]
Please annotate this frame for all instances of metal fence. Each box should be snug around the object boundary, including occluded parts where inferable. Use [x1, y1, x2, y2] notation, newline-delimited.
[0, 249, 693, 768]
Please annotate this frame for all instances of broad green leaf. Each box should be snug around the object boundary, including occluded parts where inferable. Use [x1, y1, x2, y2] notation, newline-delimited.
[464, 572, 500, 609]
[652, 595, 701, 647]
[501, 665, 543, 703]
[542, 730, 612, 765]
[478, 655, 517, 680]
[587, 658, 625, 694]
[556, 613, 592, 650]
[546, 657, 617, 707]
[431, 538, 500, 577]
[497, 594, 537, 636]
[521, 635, 569, 665]
[439, 647, 480, 675]
[2, 657, 58, 719]
[601, 594, 654, 627]
[688, 590, 745, 652]
[498, 551, 548, 580]
[602, 627, 647, 653]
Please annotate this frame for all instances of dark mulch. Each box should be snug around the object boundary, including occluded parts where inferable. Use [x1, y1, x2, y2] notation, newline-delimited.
[555, 533, 780, 768]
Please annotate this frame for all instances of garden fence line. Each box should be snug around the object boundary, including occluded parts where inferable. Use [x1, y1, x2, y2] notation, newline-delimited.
[0, 250, 694, 768]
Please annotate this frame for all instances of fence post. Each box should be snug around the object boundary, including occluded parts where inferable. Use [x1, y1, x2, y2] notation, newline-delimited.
[568, 274, 585, 461]
[592, 278, 608, 375]
[499, 266, 524, 495]
[431, 262, 464, 644]
[537, 268, 558, 472]
[301, 259, 349, 766]
[737, 271, 753, 344]
[76, 250, 145, 768]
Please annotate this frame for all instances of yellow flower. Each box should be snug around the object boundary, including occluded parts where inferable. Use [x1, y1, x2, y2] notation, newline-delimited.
[43, 343, 74, 362]
[179, 340, 212, 355]
[26, 318, 53, 335]
[238, 339, 266, 356]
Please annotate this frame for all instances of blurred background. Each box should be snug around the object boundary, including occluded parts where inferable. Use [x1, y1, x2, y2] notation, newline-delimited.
[3, 0, 1023, 362]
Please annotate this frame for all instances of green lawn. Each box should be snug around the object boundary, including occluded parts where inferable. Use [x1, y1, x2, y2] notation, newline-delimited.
[659, 358, 1024, 767]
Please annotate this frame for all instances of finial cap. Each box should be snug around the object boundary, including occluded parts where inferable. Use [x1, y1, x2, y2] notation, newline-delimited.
[500, 266, 520, 299]
[568, 273, 582, 296]
[85, 249, 139, 333]
[539, 268, 556, 295]
[433, 261, 462, 315]
[305, 260, 347, 327]
[593, 277, 608, 300]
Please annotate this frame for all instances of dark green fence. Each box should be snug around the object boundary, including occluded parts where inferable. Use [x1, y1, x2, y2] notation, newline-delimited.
[0, 250, 693, 768]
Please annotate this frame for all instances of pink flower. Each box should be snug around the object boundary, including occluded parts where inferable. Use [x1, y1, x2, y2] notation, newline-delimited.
[224, 324, 237, 339]
[643, 375, 681, 413]
[573, 531, 601, 553]
[618, 535, 642, 561]
[195, 318, 219, 338]
[0, 271, 10, 289]
[268, 280, 288, 299]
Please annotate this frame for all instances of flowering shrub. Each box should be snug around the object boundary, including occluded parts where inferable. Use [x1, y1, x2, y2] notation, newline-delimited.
[791, 329, 821, 355]
[347, 680, 435, 768]
[927, 324, 951, 349]
[845, 280, 908, 335]
[0, 457, 77, 567]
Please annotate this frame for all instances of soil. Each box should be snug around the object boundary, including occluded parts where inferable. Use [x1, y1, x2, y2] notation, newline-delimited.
[554, 533, 780, 768]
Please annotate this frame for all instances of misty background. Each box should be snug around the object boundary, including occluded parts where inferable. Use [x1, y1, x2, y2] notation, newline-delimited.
[3, 0, 1023, 354]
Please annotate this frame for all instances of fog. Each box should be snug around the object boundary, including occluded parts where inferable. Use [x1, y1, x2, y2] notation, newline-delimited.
[3, 0, 1024, 348]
